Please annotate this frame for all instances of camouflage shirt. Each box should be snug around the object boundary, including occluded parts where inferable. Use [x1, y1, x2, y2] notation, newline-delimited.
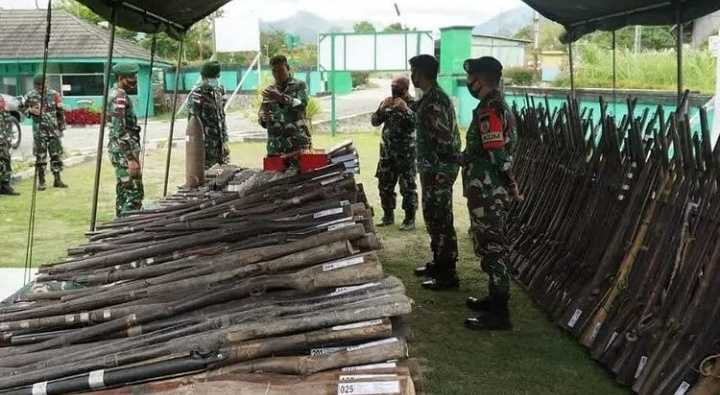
[414, 83, 461, 175]
[463, 89, 516, 189]
[258, 76, 311, 154]
[371, 96, 417, 160]
[187, 83, 227, 139]
[24, 88, 66, 134]
[108, 87, 141, 165]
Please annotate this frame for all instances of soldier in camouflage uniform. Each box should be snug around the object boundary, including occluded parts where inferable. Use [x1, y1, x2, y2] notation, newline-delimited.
[461, 57, 523, 331]
[24, 74, 68, 190]
[187, 61, 230, 169]
[0, 95, 19, 195]
[258, 55, 311, 157]
[108, 63, 144, 217]
[409, 55, 462, 290]
[372, 75, 417, 231]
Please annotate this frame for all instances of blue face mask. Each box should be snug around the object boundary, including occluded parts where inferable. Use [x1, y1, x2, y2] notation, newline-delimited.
[207, 79, 219, 88]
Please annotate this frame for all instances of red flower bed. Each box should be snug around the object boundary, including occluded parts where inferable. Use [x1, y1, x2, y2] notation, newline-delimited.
[66, 108, 101, 126]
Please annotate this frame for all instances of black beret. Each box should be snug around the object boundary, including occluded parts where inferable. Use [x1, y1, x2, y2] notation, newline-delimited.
[463, 56, 503, 75]
[409, 54, 439, 71]
[201, 61, 221, 78]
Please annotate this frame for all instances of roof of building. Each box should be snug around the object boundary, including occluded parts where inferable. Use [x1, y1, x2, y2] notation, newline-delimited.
[0, 9, 154, 62]
[472, 33, 533, 44]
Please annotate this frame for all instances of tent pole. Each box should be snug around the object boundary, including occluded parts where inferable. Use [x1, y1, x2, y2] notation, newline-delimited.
[162, 38, 185, 197]
[675, 1, 683, 110]
[140, 34, 157, 174]
[89, 5, 117, 232]
[331, 33, 336, 137]
[612, 30, 617, 116]
[568, 42, 576, 100]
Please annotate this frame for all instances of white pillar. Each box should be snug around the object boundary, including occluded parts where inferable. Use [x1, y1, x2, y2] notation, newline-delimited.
[711, 34, 720, 145]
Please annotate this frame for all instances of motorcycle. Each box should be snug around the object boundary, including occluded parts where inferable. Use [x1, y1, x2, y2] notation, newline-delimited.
[0, 93, 24, 150]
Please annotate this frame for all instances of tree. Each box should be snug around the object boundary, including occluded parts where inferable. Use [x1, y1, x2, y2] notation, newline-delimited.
[382, 23, 415, 33]
[56, 0, 138, 42]
[261, 30, 289, 64]
[353, 21, 376, 33]
[514, 20, 565, 51]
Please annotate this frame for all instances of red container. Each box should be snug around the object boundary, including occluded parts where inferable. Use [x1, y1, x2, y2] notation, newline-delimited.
[298, 153, 329, 174]
[263, 156, 286, 172]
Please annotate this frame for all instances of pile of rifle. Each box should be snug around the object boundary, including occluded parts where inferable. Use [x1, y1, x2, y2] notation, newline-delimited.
[0, 162, 416, 395]
[509, 92, 720, 395]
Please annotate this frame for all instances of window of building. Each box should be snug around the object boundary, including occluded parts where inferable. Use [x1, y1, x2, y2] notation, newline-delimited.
[61, 74, 104, 96]
[1, 77, 18, 95]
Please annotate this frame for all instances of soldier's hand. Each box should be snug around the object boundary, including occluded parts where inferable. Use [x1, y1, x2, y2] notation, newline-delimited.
[510, 183, 525, 202]
[393, 98, 409, 112]
[381, 97, 394, 109]
[128, 160, 141, 179]
[262, 110, 273, 123]
[262, 88, 284, 103]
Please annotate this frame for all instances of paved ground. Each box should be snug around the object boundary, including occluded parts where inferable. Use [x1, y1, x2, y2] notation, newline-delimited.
[0, 268, 37, 301]
[12, 79, 390, 161]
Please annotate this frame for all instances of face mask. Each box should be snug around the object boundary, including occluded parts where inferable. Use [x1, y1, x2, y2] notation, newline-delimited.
[208, 79, 219, 88]
[391, 87, 404, 98]
[123, 78, 138, 95]
[467, 81, 481, 99]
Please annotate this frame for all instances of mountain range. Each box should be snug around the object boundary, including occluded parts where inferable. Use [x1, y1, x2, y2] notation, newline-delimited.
[260, 5, 537, 43]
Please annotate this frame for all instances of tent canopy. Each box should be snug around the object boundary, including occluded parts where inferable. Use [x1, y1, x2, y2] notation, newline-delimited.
[75, 0, 232, 39]
[522, 0, 720, 42]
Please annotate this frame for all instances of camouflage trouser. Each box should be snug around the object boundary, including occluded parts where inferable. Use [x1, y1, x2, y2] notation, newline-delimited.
[204, 128, 230, 170]
[420, 171, 459, 278]
[375, 150, 418, 213]
[0, 145, 11, 184]
[466, 181, 511, 298]
[266, 128, 311, 156]
[34, 134, 64, 174]
[113, 165, 144, 217]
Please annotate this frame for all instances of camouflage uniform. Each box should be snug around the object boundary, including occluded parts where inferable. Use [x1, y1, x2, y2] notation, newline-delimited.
[372, 97, 418, 215]
[109, 87, 144, 217]
[25, 89, 65, 176]
[415, 83, 462, 280]
[463, 89, 517, 299]
[258, 76, 311, 155]
[0, 110, 12, 187]
[188, 82, 230, 169]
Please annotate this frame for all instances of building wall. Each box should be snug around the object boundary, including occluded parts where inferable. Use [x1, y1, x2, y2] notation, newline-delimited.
[471, 36, 527, 68]
[164, 68, 346, 96]
[0, 61, 156, 118]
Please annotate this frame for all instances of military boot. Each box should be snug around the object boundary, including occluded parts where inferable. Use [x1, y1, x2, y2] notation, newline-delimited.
[466, 296, 494, 312]
[0, 183, 19, 196]
[414, 261, 435, 277]
[53, 172, 68, 188]
[465, 296, 513, 331]
[37, 168, 47, 191]
[376, 210, 394, 227]
[398, 210, 415, 231]
[421, 272, 460, 291]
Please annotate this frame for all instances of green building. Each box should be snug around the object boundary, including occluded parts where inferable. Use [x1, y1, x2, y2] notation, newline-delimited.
[439, 26, 531, 126]
[0, 9, 168, 118]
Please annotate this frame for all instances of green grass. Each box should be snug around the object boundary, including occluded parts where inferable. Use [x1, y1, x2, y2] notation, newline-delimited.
[554, 44, 716, 94]
[0, 132, 629, 395]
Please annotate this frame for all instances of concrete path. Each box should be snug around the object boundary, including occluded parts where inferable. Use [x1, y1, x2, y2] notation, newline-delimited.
[0, 268, 37, 301]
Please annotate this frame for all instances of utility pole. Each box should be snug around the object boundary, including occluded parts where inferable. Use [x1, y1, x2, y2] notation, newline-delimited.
[634, 25, 642, 53]
[533, 11, 540, 72]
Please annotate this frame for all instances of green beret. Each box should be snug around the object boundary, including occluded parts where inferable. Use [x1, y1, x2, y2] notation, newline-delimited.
[112, 63, 139, 77]
[463, 56, 503, 75]
[33, 74, 45, 85]
[200, 61, 221, 78]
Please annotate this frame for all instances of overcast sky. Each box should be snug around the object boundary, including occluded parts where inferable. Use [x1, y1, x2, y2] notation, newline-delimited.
[0, 0, 524, 31]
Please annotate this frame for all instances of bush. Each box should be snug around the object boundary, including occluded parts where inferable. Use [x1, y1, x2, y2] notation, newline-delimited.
[305, 96, 322, 132]
[351, 72, 370, 88]
[553, 44, 716, 94]
[504, 67, 538, 86]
